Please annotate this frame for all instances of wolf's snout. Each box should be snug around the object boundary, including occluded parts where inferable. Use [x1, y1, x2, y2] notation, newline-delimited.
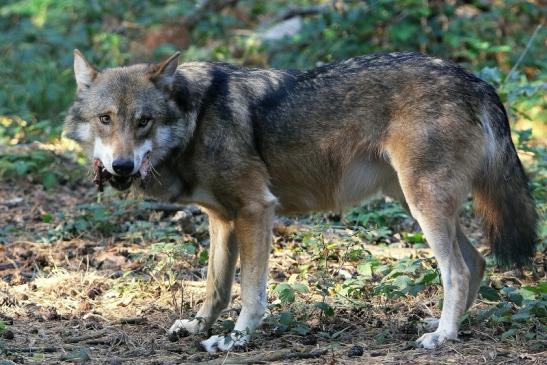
[112, 159, 134, 176]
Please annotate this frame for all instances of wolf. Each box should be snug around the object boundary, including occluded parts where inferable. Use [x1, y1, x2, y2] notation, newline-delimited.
[64, 49, 537, 352]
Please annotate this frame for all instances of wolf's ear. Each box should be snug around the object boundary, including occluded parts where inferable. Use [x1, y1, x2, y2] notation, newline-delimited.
[73, 49, 98, 91]
[150, 52, 180, 87]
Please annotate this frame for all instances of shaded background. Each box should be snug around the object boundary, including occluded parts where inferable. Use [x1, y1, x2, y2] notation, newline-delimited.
[0, 0, 545, 142]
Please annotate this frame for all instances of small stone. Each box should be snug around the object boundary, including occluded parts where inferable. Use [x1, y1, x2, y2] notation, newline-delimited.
[167, 331, 180, 342]
[348, 344, 364, 357]
[87, 287, 102, 299]
[110, 357, 123, 365]
[300, 335, 317, 345]
[3, 329, 14, 340]
[42, 307, 60, 321]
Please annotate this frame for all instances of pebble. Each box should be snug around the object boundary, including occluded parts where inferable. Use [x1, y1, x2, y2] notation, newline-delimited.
[3, 329, 14, 340]
[348, 344, 364, 357]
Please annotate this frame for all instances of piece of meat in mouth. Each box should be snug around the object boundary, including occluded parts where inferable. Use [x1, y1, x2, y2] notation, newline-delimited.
[92, 159, 133, 192]
[92, 159, 112, 192]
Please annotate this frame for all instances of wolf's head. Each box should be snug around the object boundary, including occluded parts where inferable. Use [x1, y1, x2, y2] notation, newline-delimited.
[64, 50, 193, 191]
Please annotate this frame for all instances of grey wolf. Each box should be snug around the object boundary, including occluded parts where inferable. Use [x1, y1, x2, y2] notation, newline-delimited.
[64, 50, 537, 352]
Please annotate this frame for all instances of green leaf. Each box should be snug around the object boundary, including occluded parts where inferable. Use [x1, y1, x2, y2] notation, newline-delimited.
[478, 67, 502, 84]
[416, 271, 439, 285]
[511, 310, 531, 322]
[479, 286, 501, 301]
[93, 207, 107, 221]
[199, 249, 209, 265]
[292, 324, 310, 335]
[528, 301, 546, 318]
[314, 301, 334, 316]
[393, 275, 413, 290]
[13, 160, 28, 175]
[523, 282, 547, 295]
[291, 283, 309, 293]
[507, 292, 523, 306]
[357, 262, 373, 278]
[274, 283, 295, 304]
[42, 172, 57, 189]
[278, 312, 293, 326]
[42, 213, 53, 223]
[403, 231, 425, 244]
[181, 243, 196, 254]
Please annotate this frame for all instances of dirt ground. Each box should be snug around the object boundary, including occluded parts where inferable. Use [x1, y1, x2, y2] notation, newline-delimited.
[0, 169, 545, 364]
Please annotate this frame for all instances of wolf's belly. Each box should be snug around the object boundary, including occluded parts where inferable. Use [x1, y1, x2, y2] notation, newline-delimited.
[271, 158, 397, 215]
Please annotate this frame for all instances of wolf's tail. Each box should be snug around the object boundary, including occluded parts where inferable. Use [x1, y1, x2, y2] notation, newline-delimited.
[472, 89, 538, 268]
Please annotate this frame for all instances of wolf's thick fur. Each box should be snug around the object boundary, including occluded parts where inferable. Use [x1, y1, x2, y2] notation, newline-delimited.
[64, 51, 537, 352]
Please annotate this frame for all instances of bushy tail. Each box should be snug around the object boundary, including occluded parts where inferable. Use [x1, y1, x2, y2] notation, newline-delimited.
[473, 95, 538, 268]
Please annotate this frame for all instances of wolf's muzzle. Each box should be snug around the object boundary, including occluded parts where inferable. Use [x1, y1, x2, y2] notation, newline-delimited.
[112, 159, 134, 176]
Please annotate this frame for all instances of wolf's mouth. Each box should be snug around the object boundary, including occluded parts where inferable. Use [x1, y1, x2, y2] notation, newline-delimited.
[92, 155, 150, 192]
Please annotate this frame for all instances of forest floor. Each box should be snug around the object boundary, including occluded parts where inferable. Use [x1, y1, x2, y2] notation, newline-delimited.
[0, 145, 545, 365]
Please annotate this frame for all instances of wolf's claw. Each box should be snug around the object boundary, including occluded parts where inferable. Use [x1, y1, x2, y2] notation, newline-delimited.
[168, 319, 203, 336]
[416, 329, 458, 349]
[200, 333, 249, 354]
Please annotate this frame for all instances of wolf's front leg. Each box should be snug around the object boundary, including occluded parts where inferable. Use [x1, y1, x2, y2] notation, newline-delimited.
[201, 199, 275, 353]
[169, 212, 238, 336]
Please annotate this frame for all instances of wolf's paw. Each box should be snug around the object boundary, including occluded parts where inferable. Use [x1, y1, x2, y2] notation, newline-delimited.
[416, 330, 458, 349]
[200, 333, 250, 354]
[168, 319, 203, 337]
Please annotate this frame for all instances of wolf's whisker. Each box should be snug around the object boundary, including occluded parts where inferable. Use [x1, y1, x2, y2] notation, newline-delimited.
[150, 165, 162, 186]
[151, 165, 161, 178]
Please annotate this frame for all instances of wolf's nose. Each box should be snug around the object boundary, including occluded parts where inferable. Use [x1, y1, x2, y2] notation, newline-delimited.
[112, 159, 134, 176]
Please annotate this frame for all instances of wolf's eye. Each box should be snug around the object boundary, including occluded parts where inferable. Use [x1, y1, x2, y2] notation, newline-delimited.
[138, 117, 152, 128]
[99, 115, 111, 125]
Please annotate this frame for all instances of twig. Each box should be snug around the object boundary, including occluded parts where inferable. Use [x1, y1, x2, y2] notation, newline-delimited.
[0, 261, 23, 270]
[0, 198, 23, 207]
[504, 24, 543, 83]
[82, 338, 112, 346]
[200, 349, 328, 364]
[221, 351, 230, 365]
[63, 330, 108, 344]
[4, 346, 63, 353]
[140, 202, 200, 214]
[115, 317, 147, 325]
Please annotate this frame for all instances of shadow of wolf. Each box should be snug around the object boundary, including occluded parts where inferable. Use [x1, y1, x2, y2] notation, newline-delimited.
[64, 50, 537, 353]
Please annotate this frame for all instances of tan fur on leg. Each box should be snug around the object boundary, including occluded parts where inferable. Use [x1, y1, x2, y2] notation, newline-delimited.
[169, 212, 238, 336]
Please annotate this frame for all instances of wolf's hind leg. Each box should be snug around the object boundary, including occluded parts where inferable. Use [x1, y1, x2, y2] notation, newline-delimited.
[388, 156, 472, 348]
[414, 214, 469, 349]
[168, 212, 238, 336]
[456, 222, 485, 310]
[383, 179, 451, 334]
[417, 223, 485, 334]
